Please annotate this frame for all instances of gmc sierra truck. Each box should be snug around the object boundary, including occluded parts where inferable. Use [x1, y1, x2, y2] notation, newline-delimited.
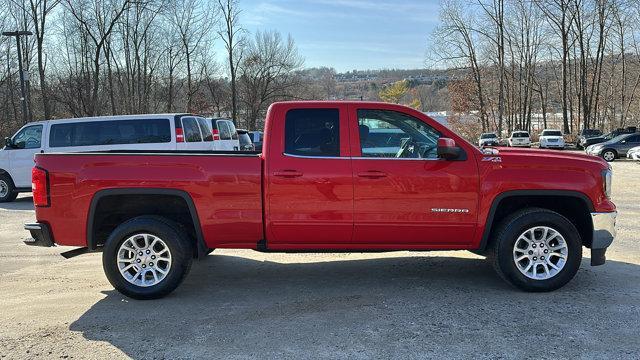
[24, 102, 617, 299]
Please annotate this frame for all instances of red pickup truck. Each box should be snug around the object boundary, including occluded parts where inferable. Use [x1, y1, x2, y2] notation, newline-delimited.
[25, 102, 617, 299]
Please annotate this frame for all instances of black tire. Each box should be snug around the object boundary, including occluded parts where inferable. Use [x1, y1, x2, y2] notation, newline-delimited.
[601, 149, 617, 162]
[0, 174, 18, 203]
[488, 208, 582, 292]
[102, 216, 193, 299]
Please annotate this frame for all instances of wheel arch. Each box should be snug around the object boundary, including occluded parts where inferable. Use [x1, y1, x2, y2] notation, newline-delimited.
[87, 188, 208, 258]
[479, 190, 594, 251]
[0, 168, 13, 179]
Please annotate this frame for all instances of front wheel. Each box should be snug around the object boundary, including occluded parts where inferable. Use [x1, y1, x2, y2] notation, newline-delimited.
[602, 149, 617, 162]
[102, 216, 193, 299]
[489, 208, 582, 292]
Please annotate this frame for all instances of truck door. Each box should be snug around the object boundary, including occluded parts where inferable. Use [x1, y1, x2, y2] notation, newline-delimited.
[349, 105, 479, 248]
[7, 123, 46, 188]
[266, 104, 353, 248]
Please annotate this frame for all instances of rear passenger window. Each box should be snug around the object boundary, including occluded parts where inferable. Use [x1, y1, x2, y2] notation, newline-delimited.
[228, 121, 238, 140]
[197, 118, 213, 141]
[49, 119, 170, 147]
[285, 109, 340, 157]
[182, 117, 202, 142]
[218, 121, 231, 140]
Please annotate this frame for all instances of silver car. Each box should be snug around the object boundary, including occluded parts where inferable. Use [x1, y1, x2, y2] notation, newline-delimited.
[586, 133, 640, 161]
[627, 145, 640, 161]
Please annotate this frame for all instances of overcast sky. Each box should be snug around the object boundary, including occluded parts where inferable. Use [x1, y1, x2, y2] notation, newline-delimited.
[232, 0, 441, 72]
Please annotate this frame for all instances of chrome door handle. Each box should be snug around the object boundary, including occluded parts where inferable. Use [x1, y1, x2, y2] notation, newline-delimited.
[357, 171, 387, 179]
[274, 170, 303, 178]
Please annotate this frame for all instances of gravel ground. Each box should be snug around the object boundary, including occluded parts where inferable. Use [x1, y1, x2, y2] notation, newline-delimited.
[0, 159, 639, 359]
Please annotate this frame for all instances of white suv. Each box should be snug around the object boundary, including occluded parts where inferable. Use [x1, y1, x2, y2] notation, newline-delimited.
[0, 114, 222, 202]
[508, 131, 531, 147]
[539, 129, 565, 149]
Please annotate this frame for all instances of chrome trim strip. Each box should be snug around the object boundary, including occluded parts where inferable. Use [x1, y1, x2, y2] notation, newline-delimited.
[283, 153, 348, 160]
[350, 156, 441, 161]
[283, 153, 442, 161]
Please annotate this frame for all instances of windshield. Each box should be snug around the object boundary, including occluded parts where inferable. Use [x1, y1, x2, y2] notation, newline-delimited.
[480, 133, 497, 139]
[541, 130, 562, 137]
[512, 132, 529, 138]
[608, 134, 630, 143]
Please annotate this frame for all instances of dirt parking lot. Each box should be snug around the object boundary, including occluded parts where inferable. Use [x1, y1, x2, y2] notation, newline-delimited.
[0, 159, 639, 359]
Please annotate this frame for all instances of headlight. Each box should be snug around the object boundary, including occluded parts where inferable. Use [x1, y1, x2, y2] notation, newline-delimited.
[602, 169, 612, 199]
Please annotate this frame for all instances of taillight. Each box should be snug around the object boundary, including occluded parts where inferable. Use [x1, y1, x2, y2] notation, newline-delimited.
[176, 128, 184, 143]
[32, 167, 49, 207]
[212, 129, 220, 141]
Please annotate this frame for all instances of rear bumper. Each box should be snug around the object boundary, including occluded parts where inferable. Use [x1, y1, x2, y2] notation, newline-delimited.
[541, 143, 565, 148]
[23, 222, 54, 247]
[590, 212, 617, 266]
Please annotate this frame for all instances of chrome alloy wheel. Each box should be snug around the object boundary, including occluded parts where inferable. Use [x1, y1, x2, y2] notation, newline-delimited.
[603, 151, 615, 162]
[117, 234, 172, 287]
[512, 226, 568, 280]
[0, 180, 8, 198]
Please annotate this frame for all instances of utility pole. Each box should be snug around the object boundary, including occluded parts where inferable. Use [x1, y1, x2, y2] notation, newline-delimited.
[2, 31, 33, 124]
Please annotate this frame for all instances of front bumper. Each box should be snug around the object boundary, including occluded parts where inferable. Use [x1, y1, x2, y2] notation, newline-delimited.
[23, 222, 54, 247]
[628, 152, 640, 161]
[590, 212, 617, 266]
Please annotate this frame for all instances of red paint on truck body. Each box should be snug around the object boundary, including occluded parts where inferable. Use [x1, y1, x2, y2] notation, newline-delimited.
[33, 101, 615, 251]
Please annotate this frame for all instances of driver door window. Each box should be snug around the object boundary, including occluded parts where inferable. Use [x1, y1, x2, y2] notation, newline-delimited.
[8, 124, 44, 188]
[12, 125, 43, 149]
[357, 109, 440, 159]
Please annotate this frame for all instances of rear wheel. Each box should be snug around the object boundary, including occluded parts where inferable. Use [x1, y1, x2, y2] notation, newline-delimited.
[102, 216, 193, 299]
[489, 208, 582, 292]
[0, 175, 18, 203]
[602, 149, 617, 162]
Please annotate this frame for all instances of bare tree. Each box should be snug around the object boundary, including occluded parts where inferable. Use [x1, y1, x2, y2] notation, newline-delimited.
[239, 31, 303, 130]
[63, 0, 132, 116]
[431, 0, 489, 131]
[218, 0, 244, 124]
[167, 0, 213, 112]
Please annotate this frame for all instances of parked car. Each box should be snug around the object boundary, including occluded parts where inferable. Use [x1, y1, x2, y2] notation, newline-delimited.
[586, 133, 640, 161]
[478, 133, 499, 147]
[539, 129, 565, 149]
[236, 129, 256, 151]
[0, 114, 213, 202]
[508, 131, 531, 147]
[24, 101, 616, 299]
[582, 127, 637, 148]
[249, 131, 264, 152]
[576, 129, 603, 149]
[210, 118, 240, 151]
[627, 146, 640, 161]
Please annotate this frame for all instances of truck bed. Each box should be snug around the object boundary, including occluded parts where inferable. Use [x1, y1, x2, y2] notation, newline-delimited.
[34, 151, 264, 249]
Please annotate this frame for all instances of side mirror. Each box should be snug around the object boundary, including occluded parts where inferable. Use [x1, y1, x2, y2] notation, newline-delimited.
[4, 137, 13, 149]
[437, 137, 462, 160]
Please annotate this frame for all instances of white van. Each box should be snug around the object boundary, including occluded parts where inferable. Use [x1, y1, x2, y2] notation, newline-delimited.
[0, 113, 220, 202]
[210, 118, 240, 151]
